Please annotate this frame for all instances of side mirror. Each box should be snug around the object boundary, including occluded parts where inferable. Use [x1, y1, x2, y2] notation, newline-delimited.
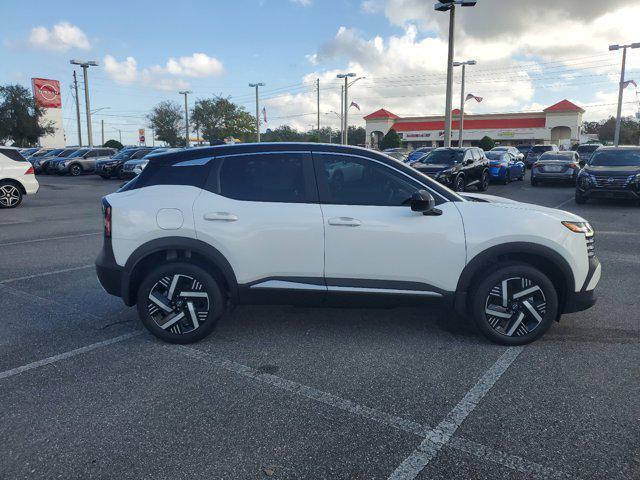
[410, 190, 441, 216]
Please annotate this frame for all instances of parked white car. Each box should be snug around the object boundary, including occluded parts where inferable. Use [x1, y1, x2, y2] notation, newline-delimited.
[0, 147, 39, 208]
[96, 144, 599, 346]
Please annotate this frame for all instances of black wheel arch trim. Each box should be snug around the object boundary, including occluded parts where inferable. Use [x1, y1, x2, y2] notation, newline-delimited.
[121, 236, 238, 306]
[454, 242, 576, 316]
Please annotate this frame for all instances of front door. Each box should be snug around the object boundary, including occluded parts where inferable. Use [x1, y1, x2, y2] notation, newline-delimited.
[313, 152, 466, 297]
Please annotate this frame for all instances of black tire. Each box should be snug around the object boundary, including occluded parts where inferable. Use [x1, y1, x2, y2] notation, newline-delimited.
[69, 164, 82, 176]
[477, 170, 490, 191]
[0, 181, 23, 208]
[502, 170, 511, 185]
[531, 176, 538, 187]
[136, 261, 225, 344]
[116, 166, 125, 180]
[454, 174, 466, 192]
[471, 263, 558, 345]
[575, 191, 587, 204]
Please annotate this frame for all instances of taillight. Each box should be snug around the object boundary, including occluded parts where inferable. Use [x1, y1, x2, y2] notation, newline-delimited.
[568, 163, 579, 169]
[532, 162, 540, 168]
[25, 165, 34, 175]
[102, 198, 112, 237]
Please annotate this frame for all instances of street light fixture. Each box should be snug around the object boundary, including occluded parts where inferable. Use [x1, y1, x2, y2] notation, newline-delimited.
[70, 59, 98, 147]
[337, 73, 357, 144]
[608, 42, 639, 146]
[249, 83, 265, 142]
[453, 60, 476, 146]
[434, 0, 477, 147]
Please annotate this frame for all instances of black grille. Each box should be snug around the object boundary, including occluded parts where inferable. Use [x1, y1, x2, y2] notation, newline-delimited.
[586, 236, 595, 257]
[593, 175, 632, 188]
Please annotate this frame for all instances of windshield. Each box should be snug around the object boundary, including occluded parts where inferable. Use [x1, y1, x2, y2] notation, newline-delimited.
[420, 149, 465, 165]
[491, 147, 508, 151]
[530, 146, 552, 153]
[576, 145, 600, 154]
[112, 149, 137, 160]
[57, 149, 77, 157]
[588, 149, 640, 167]
[68, 148, 90, 158]
[540, 153, 573, 161]
[485, 152, 505, 161]
[131, 149, 154, 159]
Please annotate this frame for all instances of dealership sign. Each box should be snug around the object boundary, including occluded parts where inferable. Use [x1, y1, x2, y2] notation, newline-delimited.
[32, 78, 62, 109]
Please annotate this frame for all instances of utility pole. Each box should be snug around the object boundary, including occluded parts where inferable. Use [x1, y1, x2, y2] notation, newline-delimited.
[72, 71, 82, 146]
[116, 129, 122, 144]
[454, 60, 476, 146]
[70, 60, 98, 147]
[434, 1, 477, 147]
[610, 42, 640, 146]
[249, 83, 264, 142]
[339, 85, 344, 144]
[316, 78, 320, 140]
[151, 128, 155, 146]
[101, 119, 104, 146]
[179, 90, 191, 147]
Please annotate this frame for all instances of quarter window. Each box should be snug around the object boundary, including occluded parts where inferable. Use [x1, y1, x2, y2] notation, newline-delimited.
[318, 154, 421, 206]
[218, 153, 308, 203]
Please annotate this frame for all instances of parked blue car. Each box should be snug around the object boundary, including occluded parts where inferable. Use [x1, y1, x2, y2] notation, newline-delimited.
[486, 151, 525, 183]
[406, 147, 435, 165]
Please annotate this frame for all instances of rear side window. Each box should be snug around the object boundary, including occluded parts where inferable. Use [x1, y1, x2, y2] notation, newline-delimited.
[217, 153, 309, 203]
[0, 148, 26, 162]
[135, 158, 211, 189]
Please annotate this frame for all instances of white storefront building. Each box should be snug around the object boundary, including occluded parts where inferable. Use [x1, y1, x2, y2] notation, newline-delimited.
[365, 100, 585, 150]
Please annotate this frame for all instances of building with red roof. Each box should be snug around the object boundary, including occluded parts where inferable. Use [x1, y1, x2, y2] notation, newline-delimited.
[364, 100, 585, 149]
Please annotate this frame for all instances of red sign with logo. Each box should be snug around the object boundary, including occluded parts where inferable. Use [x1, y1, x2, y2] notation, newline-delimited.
[32, 78, 62, 109]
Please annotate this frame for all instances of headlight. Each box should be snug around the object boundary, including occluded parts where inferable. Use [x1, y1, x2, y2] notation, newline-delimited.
[436, 168, 452, 178]
[562, 221, 594, 236]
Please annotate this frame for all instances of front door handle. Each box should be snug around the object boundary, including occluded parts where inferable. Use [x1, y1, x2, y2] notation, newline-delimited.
[203, 212, 238, 222]
[328, 217, 361, 227]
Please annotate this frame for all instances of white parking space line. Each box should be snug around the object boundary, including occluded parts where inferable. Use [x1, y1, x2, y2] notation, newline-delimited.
[553, 197, 575, 209]
[0, 332, 141, 381]
[0, 264, 94, 284]
[175, 345, 577, 479]
[0, 232, 101, 247]
[387, 346, 524, 480]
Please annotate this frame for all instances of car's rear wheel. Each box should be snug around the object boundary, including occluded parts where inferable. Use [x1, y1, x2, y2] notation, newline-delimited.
[477, 170, 489, 191]
[471, 263, 558, 345]
[136, 262, 225, 344]
[0, 182, 23, 208]
[69, 164, 82, 176]
[116, 166, 125, 180]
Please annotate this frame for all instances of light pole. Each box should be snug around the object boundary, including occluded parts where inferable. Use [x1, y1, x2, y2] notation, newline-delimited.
[434, 1, 477, 147]
[327, 111, 342, 143]
[453, 60, 476, 146]
[609, 42, 640, 146]
[337, 73, 356, 144]
[72, 71, 82, 146]
[70, 60, 98, 147]
[249, 83, 265, 142]
[179, 91, 191, 147]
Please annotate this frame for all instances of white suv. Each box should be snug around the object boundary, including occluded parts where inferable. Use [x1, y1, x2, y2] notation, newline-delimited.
[96, 144, 600, 345]
[0, 147, 39, 208]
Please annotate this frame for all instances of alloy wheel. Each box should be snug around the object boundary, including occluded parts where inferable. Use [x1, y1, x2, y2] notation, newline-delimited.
[146, 273, 210, 335]
[455, 175, 465, 192]
[0, 184, 21, 207]
[484, 276, 546, 337]
[70, 165, 81, 176]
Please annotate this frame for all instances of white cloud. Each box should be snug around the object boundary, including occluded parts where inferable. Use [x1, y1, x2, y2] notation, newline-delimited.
[28, 21, 90, 51]
[290, 0, 312, 5]
[103, 52, 224, 91]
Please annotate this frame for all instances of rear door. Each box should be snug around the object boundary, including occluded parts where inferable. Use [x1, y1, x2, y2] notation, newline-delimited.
[193, 151, 326, 299]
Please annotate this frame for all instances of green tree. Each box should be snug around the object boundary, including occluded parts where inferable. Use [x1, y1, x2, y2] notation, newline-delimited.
[0, 84, 54, 146]
[596, 116, 639, 145]
[147, 101, 184, 147]
[347, 126, 366, 146]
[191, 96, 255, 143]
[103, 139, 123, 150]
[379, 129, 401, 150]
[479, 135, 495, 151]
[262, 125, 305, 142]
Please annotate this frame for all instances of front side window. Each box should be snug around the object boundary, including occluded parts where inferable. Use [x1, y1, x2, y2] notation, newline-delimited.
[218, 153, 308, 203]
[319, 154, 420, 206]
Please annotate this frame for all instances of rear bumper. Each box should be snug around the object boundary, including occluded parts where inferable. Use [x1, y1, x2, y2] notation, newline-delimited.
[22, 176, 39, 195]
[95, 238, 124, 299]
[532, 171, 576, 181]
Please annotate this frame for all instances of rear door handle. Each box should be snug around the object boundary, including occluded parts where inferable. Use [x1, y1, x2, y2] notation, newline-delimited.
[328, 217, 361, 227]
[203, 212, 238, 222]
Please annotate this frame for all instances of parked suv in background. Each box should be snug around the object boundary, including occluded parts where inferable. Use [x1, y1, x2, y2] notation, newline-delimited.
[531, 151, 581, 186]
[48, 148, 116, 176]
[121, 148, 173, 178]
[412, 147, 490, 192]
[96, 147, 154, 179]
[525, 144, 559, 168]
[575, 146, 640, 204]
[0, 147, 39, 208]
[575, 143, 602, 164]
[96, 143, 599, 346]
[33, 148, 77, 173]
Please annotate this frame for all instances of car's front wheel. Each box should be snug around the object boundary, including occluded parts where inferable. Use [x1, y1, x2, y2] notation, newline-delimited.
[69, 164, 82, 176]
[471, 263, 558, 345]
[0, 181, 23, 208]
[454, 174, 466, 192]
[136, 262, 225, 344]
[477, 170, 489, 191]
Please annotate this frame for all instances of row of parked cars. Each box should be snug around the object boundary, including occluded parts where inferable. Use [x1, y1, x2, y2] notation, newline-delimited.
[383, 142, 640, 204]
[19, 146, 177, 179]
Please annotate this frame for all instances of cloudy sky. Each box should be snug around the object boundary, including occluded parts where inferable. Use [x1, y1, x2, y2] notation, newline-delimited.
[2, 0, 640, 144]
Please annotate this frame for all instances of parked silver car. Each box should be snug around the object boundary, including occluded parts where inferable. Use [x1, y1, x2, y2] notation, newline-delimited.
[48, 148, 116, 176]
[531, 150, 581, 186]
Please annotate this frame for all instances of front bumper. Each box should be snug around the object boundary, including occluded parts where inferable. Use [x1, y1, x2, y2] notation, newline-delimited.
[96, 163, 118, 176]
[577, 187, 639, 200]
[563, 289, 597, 314]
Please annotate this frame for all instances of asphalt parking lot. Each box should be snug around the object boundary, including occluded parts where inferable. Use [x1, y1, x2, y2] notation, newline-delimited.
[1, 173, 638, 479]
